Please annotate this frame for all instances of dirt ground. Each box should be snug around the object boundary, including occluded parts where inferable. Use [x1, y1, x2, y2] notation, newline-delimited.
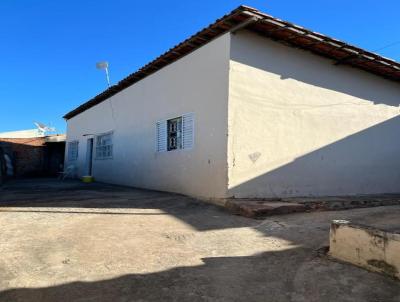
[0, 179, 399, 302]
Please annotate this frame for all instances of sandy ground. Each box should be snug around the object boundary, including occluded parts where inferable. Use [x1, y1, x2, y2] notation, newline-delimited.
[0, 179, 399, 302]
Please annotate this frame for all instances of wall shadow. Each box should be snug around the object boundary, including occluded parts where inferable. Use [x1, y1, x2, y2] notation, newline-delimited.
[228, 31, 400, 198]
[229, 115, 400, 198]
[231, 31, 400, 107]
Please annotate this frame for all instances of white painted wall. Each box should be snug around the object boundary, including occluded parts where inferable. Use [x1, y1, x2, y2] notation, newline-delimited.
[67, 29, 400, 200]
[66, 33, 231, 199]
[228, 30, 400, 198]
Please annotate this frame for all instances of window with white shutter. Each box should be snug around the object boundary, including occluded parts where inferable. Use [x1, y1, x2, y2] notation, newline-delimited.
[156, 113, 194, 152]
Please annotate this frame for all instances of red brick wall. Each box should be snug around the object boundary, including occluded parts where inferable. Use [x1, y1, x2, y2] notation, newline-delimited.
[0, 137, 46, 177]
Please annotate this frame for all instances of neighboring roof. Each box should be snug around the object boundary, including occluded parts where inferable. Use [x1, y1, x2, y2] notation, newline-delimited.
[64, 5, 400, 120]
[0, 129, 43, 139]
[0, 129, 66, 142]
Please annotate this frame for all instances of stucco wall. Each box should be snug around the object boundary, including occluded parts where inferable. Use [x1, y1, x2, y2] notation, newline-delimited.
[66, 33, 231, 199]
[228, 30, 400, 198]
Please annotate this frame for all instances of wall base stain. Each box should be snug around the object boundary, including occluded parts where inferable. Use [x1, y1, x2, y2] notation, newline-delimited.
[367, 259, 398, 277]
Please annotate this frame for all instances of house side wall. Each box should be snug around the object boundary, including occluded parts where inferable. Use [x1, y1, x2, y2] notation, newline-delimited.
[228, 30, 400, 198]
[66, 33, 231, 199]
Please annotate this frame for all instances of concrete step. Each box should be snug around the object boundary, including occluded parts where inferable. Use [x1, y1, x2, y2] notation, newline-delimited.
[287, 195, 400, 211]
[225, 194, 400, 218]
[225, 200, 306, 218]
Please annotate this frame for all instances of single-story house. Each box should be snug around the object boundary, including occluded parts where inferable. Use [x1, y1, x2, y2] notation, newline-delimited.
[64, 6, 400, 200]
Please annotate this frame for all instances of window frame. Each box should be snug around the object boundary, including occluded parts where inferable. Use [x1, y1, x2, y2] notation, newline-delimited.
[67, 140, 79, 161]
[167, 116, 183, 151]
[95, 131, 114, 160]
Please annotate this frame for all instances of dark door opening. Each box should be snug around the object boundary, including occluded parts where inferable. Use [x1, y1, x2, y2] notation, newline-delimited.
[86, 138, 94, 176]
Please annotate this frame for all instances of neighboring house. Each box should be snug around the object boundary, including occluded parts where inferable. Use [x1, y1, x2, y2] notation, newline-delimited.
[0, 129, 66, 178]
[64, 6, 400, 199]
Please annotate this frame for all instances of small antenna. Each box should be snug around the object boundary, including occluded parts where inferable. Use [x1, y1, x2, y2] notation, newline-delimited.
[96, 61, 111, 88]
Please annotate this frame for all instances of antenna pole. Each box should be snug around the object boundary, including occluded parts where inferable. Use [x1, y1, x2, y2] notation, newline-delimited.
[105, 67, 110, 87]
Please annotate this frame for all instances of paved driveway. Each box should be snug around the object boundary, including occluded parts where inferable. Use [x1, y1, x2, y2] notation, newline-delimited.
[0, 179, 399, 302]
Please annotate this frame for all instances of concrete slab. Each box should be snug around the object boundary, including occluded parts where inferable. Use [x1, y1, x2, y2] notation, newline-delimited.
[227, 194, 400, 218]
[0, 179, 399, 301]
[225, 200, 306, 218]
[287, 195, 400, 211]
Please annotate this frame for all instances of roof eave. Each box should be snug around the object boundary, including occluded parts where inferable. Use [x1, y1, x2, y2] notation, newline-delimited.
[64, 5, 400, 120]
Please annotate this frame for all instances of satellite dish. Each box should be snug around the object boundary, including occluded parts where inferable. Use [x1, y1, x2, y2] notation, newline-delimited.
[34, 122, 56, 135]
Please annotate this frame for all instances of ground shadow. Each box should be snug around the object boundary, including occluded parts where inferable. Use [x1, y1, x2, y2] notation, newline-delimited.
[1, 250, 399, 302]
[0, 178, 251, 232]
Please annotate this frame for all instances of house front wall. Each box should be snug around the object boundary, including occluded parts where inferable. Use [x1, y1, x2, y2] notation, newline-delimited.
[228, 30, 400, 198]
[65, 33, 231, 199]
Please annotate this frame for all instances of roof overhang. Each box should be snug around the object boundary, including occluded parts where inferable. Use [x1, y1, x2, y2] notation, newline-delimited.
[64, 5, 400, 120]
[45, 134, 66, 143]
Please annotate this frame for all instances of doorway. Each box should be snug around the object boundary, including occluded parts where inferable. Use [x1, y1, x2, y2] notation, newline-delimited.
[86, 138, 94, 176]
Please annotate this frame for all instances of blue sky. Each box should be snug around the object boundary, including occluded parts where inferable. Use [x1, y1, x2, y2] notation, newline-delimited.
[1, 0, 399, 133]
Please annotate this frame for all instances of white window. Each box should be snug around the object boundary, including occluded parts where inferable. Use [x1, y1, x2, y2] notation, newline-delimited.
[68, 141, 79, 161]
[156, 113, 194, 152]
[96, 132, 113, 159]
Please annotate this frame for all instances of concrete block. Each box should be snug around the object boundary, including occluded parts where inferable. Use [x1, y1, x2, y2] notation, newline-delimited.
[225, 200, 306, 218]
[329, 220, 400, 279]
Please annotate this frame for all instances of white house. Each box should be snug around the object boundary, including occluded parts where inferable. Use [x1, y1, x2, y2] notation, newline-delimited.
[64, 6, 400, 200]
